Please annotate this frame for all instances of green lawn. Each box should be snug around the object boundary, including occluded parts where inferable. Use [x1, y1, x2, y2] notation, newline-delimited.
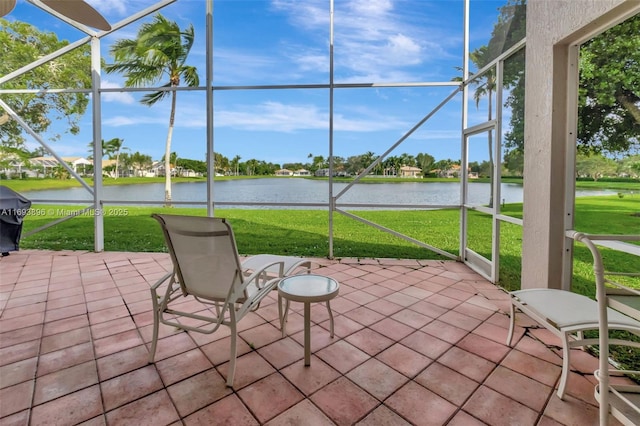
[18, 194, 639, 294]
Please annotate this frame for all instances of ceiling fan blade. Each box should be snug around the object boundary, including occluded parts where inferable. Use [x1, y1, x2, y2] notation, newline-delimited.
[0, 0, 17, 17]
[40, 0, 111, 31]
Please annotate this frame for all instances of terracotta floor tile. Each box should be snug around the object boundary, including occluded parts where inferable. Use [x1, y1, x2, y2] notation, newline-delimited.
[501, 349, 562, 388]
[1, 302, 46, 320]
[45, 304, 87, 323]
[167, 369, 231, 417]
[463, 385, 538, 426]
[238, 373, 304, 423]
[383, 291, 419, 307]
[87, 305, 131, 325]
[456, 333, 510, 363]
[310, 377, 378, 426]
[45, 294, 85, 310]
[33, 360, 98, 405]
[93, 329, 144, 358]
[343, 306, 386, 326]
[513, 335, 563, 366]
[369, 317, 415, 341]
[376, 343, 432, 378]
[97, 345, 149, 381]
[0, 357, 37, 389]
[487, 364, 555, 411]
[414, 362, 479, 406]
[385, 381, 457, 426]
[0, 311, 44, 333]
[345, 328, 394, 356]
[315, 339, 370, 374]
[101, 365, 164, 411]
[318, 313, 365, 338]
[42, 314, 88, 337]
[184, 394, 258, 426]
[0, 380, 33, 418]
[390, 308, 433, 329]
[30, 385, 103, 426]
[155, 348, 213, 386]
[40, 326, 91, 355]
[355, 405, 412, 426]
[105, 390, 180, 426]
[0, 324, 42, 349]
[217, 351, 276, 390]
[362, 285, 395, 298]
[346, 358, 408, 401]
[343, 290, 379, 305]
[437, 310, 482, 332]
[408, 299, 448, 319]
[90, 316, 137, 340]
[149, 330, 198, 361]
[400, 330, 451, 360]
[37, 341, 94, 377]
[365, 299, 404, 316]
[543, 393, 604, 426]
[421, 319, 468, 344]
[257, 337, 304, 369]
[426, 293, 461, 309]
[280, 356, 341, 395]
[239, 322, 283, 350]
[264, 399, 335, 426]
[438, 347, 496, 383]
[201, 335, 252, 366]
[0, 410, 30, 426]
[447, 410, 488, 426]
[0, 339, 40, 367]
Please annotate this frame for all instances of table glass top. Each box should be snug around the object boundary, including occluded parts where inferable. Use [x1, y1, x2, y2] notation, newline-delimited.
[278, 274, 338, 297]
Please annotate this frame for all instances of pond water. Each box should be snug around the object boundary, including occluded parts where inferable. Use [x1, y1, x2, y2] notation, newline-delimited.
[21, 178, 617, 209]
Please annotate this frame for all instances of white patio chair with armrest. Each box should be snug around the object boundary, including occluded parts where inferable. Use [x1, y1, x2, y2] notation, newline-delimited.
[506, 232, 640, 404]
[149, 213, 306, 387]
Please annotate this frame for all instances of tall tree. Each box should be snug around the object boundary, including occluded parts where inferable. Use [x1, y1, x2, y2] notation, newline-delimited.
[483, 2, 639, 156]
[104, 138, 125, 179]
[578, 14, 640, 155]
[0, 19, 92, 151]
[104, 13, 199, 206]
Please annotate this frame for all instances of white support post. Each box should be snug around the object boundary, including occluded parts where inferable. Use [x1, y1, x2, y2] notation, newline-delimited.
[91, 36, 104, 252]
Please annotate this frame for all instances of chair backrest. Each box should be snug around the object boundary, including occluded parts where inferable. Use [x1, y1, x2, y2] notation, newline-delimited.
[152, 214, 245, 302]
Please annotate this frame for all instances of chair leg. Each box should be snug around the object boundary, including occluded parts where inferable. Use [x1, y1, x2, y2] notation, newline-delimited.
[226, 310, 238, 388]
[556, 332, 571, 399]
[506, 302, 516, 346]
[149, 308, 160, 363]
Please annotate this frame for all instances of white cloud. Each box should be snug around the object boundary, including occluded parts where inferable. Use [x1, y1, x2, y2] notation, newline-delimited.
[101, 80, 135, 104]
[272, 0, 458, 82]
[213, 101, 409, 133]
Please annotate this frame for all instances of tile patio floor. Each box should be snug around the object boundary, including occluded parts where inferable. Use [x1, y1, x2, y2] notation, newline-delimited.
[0, 250, 624, 425]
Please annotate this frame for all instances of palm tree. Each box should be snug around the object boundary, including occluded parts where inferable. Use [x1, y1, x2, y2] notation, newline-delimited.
[104, 138, 124, 179]
[463, 46, 496, 206]
[104, 13, 199, 206]
[232, 155, 241, 176]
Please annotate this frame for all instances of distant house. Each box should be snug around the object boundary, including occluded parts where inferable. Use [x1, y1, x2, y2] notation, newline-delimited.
[293, 169, 311, 176]
[399, 166, 422, 178]
[275, 169, 293, 176]
[28, 156, 92, 175]
[315, 168, 330, 177]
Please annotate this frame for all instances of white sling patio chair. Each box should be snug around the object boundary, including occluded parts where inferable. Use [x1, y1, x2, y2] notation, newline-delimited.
[506, 231, 640, 411]
[149, 213, 310, 387]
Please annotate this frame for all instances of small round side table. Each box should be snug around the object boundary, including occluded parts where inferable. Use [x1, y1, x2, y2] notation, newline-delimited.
[277, 274, 340, 366]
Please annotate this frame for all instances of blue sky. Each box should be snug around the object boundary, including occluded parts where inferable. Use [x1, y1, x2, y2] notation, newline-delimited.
[6, 0, 510, 166]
